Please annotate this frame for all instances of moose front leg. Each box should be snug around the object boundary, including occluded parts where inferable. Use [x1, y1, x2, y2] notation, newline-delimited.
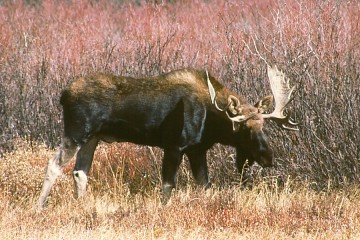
[161, 148, 183, 204]
[185, 147, 211, 189]
[236, 147, 254, 184]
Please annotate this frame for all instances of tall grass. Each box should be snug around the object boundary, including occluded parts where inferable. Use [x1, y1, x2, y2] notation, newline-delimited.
[0, 0, 359, 219]
[2, 139, 360, 239]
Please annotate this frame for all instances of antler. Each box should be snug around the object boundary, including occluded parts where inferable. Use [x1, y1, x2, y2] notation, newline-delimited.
[206, 70, 247, 130]
[206, 71, 243, 114]
[215, 95, 241, 113]
[262, 65, 299, 130]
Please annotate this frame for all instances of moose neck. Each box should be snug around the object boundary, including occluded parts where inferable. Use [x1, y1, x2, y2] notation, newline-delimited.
[203, 106, 243, 147]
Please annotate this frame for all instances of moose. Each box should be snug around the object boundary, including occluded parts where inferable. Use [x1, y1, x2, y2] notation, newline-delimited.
[37, 65, 298, 209]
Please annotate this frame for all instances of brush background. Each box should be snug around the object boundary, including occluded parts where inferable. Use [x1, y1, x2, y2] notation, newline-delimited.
[0, 0, 359, 239]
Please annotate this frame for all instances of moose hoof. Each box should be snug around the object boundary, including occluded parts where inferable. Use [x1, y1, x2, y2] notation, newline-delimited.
[204, 182, 212, 190]
[161, 184, 174, 205]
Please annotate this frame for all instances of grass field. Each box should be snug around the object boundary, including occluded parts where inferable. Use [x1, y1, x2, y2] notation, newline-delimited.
[1, 141, 360, 239]
[0, 0, 359, 239]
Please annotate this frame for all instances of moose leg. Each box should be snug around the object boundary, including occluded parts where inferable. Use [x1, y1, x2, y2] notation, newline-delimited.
[236, 147, 254, 184]
[161, 148, 183, 204]
[185, 148, 211, 188]
[73, 136, 99, 199]
[236, 155, 248, 174]
[37, 137, 78, 209]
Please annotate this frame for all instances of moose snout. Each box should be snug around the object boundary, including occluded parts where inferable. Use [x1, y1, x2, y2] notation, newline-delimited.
[255, 149, 274, 168]
[259, 157, 273, 167]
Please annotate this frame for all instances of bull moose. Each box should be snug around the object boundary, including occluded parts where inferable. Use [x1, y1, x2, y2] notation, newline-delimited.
[37, 65, 298, 209]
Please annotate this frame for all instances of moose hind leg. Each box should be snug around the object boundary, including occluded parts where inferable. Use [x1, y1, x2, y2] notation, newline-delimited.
[73, 136, 99, 199]
[161, 148, 183, 204]
[37, 137, 77, 209]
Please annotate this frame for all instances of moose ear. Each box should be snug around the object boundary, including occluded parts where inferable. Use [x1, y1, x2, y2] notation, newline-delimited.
[255, 95, 273, 113]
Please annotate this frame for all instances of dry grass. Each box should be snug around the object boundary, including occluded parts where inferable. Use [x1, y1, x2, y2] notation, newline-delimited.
[1, 140, 360, 239]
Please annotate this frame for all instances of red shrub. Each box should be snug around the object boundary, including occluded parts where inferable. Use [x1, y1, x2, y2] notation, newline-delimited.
[0, 0, 359, 188]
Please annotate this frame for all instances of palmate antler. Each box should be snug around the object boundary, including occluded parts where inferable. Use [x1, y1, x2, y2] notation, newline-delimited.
[206, 66, 299, 131]
[262, 65, 299, 130]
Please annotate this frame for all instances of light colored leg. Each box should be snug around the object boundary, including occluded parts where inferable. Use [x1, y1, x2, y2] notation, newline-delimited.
[73, 170, 88, 199]
[37, 150, 63, 209]
[72, 136, 99, 200]
[37, 140, 77, 210]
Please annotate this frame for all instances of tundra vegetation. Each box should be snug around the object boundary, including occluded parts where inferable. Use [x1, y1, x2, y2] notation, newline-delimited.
[0, 0, 359, 239]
